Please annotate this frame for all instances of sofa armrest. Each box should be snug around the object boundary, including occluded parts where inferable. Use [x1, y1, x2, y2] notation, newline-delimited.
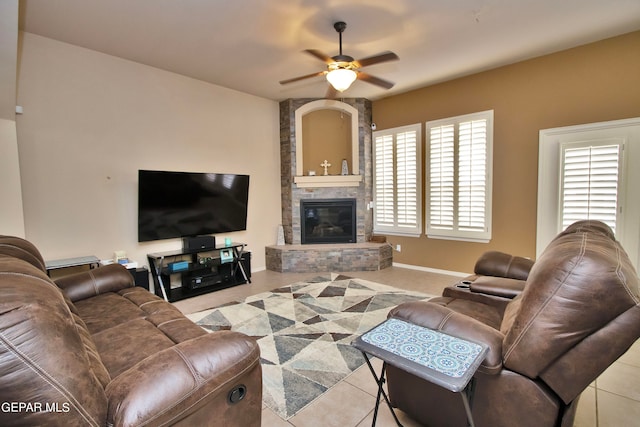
[105, 331, 262, 427]
[55, 263, 134, 302]
[388, 301, 504, 375]
[474, 251, 534, 281]
[470, 276, 526, 298]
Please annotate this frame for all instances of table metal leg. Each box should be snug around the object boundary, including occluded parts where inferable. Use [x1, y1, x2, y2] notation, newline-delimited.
[232, 245, 251, 283]
[362, 353, 403, 427]
[149, 256, 169, 302]
[460, 377, 477, 427]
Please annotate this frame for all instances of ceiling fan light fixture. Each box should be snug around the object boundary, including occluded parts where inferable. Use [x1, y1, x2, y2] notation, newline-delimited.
[279, 21, 397, 93]
[326, 68, 357, 92]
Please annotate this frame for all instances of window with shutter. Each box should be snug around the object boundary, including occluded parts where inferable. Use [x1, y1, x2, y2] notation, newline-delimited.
[559, 141, 623, 233]
[373, 124, 422, 236]
[426, 110, 493, 242]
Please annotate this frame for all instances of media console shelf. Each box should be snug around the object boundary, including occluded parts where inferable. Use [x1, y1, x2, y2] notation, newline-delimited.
[147, 242, 250, 302]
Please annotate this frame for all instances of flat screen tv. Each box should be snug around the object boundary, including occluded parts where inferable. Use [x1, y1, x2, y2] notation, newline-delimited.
[138, 170, 250, 242]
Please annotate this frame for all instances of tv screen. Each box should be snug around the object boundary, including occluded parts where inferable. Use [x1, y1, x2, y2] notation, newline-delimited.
[138, 170, 250, 242]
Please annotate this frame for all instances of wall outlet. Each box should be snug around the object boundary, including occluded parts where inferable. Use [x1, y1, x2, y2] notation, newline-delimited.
[395, 244, 402, 252]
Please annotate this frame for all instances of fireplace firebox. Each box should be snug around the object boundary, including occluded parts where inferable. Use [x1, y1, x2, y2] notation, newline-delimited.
[301, 199, 356, 244]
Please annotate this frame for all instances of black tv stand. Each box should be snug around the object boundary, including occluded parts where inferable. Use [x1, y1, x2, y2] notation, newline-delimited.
[147, 242, 250, 302]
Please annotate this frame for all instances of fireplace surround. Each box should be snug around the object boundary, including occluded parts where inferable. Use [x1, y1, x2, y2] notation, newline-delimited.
[278, 98, 373, 245]
[266, 97, 391, 272]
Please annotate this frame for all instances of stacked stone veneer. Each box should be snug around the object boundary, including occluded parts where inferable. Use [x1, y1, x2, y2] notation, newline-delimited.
[267, 98, 391, 273]
[279, 98, 373, 244]
[266, 243, 392, 272]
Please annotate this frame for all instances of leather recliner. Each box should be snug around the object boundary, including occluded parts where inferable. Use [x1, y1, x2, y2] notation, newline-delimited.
[386, 220, 640, 427]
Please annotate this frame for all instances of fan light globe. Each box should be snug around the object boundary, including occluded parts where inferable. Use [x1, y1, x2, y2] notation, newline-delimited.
[326, 68, 357, 92]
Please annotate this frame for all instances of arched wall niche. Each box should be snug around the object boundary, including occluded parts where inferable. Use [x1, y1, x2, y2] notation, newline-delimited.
[294, 99, 361, 186]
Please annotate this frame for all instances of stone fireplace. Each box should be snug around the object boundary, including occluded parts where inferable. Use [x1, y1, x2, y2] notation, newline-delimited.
[265, 98, 392, 272]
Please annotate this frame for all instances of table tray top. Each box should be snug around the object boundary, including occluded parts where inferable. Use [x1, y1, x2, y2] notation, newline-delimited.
[147, 243, 245, 259]
[45, 255, 100, 270]
[353, 318, 488, 392]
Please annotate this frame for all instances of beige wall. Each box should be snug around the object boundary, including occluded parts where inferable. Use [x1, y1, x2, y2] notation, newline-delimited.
[16, 33, 281, 269]
[373, 31, 640, 273]
[0, 1, 25, 237]
[0, 0, 18, 121]
[0, 118, 25, 237]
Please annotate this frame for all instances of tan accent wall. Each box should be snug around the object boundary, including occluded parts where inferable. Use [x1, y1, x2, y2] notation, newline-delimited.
[302, 109, 352, 176]
[372, 31, 640, 273]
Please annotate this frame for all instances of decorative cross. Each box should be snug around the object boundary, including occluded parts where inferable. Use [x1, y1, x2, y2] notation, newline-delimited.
[320, 160, 331, 175]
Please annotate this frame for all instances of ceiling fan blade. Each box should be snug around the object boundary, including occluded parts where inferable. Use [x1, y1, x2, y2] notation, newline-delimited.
[304, 49, 334, 64]
[357, 72, 395, 89]
[279, 71, 326, 85]
[353, 51, 399, 68]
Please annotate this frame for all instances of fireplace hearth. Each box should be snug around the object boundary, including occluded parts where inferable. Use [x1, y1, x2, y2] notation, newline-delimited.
[301, 199, 356, 244]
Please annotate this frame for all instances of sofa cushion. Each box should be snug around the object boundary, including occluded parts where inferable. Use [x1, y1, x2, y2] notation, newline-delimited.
[74, 286, 207, 342]
[74, 292, 146, 334]
[92, 318, 178, 377]
[73, 286, 207, 377]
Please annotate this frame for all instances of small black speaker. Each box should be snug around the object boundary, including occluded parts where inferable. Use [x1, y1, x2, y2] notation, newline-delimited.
[183, 235, 216, 251]
[129, 267, 149, 290]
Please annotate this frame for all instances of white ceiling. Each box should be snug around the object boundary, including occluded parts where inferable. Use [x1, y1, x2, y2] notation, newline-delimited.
[18, 0, 640, 101]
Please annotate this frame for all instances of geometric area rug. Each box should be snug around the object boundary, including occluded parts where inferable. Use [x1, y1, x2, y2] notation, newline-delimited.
[186, 274, 434, 420]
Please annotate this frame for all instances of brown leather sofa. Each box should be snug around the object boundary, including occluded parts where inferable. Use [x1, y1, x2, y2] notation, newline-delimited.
[0, 236, 262, 426]
[386, 220, 640, 427]
[442, 250, 534, 315]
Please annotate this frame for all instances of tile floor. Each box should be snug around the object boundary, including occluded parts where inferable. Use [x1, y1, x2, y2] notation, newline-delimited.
[173, 267, 640, 427]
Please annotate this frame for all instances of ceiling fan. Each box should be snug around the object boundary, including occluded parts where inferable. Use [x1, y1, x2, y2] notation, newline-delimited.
[280, 21, 399, 97]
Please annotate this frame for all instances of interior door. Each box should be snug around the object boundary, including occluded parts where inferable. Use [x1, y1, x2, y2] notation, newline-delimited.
[538, 117, 640, 270]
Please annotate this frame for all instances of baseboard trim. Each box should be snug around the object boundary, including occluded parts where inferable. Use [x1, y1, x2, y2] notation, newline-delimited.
[392, 262, 469, 277]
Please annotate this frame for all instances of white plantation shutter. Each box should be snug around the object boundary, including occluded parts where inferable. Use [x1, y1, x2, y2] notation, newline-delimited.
[373, 124, 422, 236]
[458, 119, 488, 231]
[427, 111, 493, 242]
[428, 125, 455, 229]
[396, 131, 419, 228]
[374, 134, 395, 228]
[560, 141, 623, 233]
